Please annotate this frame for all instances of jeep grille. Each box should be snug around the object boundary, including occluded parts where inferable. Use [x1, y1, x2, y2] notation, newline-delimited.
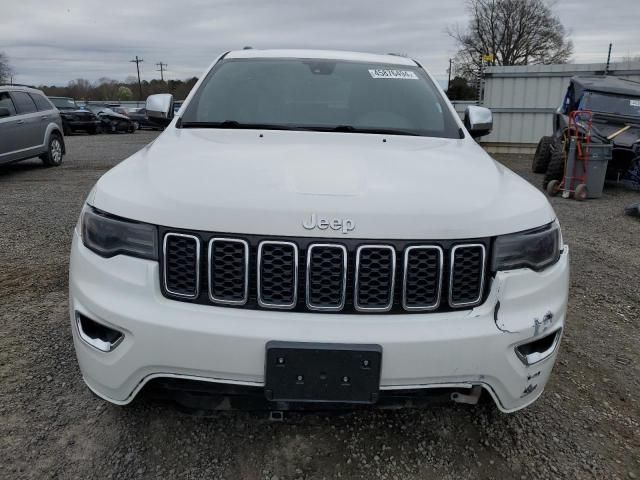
[161, 230, 488, 314]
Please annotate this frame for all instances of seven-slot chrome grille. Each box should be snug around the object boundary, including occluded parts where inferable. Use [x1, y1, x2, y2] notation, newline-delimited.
[160, 231, 489, 314]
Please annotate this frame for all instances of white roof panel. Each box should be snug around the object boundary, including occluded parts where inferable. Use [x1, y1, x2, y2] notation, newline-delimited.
[225, 49, 417, 66]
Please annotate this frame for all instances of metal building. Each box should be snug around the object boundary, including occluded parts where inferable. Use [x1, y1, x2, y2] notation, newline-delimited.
[453, 61, 640, 153]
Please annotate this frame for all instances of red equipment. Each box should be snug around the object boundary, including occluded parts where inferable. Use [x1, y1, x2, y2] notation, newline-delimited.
[547, 110, 593, 201]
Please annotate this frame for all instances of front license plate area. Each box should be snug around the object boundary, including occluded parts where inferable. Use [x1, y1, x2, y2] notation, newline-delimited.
[265, 342, 382, 404]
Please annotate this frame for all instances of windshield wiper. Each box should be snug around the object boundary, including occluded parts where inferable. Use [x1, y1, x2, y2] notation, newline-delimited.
[180, 121, 422, 136]
[323, 125, 421, 136]
[179, 120, 303, 131]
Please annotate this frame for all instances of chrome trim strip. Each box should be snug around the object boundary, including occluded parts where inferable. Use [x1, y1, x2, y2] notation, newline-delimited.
[257, 240, 299, 309]
[163, 232, 201, 299]
[208, 237, 249, 306]
[402, 245, 444, 311]
[75, 313, 124, 353]
[305, 243, 348, 312]
[354, 245, 396, 312]
[448, 243, 486, 308]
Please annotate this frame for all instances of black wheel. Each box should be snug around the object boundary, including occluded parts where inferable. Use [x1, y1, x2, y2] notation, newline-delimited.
[40, 133, 64, 167]
[532, 136, 553, 173]
[543, 140, 566, 189]
[63, 124, 72, 136]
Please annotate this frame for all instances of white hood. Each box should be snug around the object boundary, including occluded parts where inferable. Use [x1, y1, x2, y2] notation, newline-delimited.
[91, 128, 555, 239]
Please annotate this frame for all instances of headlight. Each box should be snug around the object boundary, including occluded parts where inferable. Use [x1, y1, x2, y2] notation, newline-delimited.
[492, 221, 562, 271]
[81, 205, 158, 260]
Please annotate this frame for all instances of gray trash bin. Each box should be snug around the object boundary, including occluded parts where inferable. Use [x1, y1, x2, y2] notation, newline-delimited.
[584, 144, 612, 198]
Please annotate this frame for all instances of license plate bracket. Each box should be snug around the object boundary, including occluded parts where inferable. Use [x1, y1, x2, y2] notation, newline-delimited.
[265, 341, 382, 404]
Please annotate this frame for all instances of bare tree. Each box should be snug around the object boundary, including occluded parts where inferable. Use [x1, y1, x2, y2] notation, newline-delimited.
[0, 52, 13, 84]
[621, 54, 640, 63]
[449, 0, 573, 78]
[67, 78, 92, 99]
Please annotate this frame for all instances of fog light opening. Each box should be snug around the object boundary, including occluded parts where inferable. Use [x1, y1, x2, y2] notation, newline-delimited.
[515, 329, 561, 366]
[75, 312, 123, 352]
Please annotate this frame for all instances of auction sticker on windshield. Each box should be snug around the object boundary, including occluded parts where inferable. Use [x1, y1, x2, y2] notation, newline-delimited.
[369, 69, 418, 80]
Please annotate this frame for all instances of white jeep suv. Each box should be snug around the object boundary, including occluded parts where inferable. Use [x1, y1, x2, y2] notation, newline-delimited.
[70, 49, 569, 413]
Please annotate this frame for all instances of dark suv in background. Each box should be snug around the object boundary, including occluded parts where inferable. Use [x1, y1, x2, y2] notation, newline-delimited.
[49, 96, 101, 135]
[0, 85, 65, 167]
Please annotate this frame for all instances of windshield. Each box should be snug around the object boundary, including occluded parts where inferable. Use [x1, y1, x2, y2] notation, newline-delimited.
[87, 105, 114, 114]
[583, 92, 640, 118]
[50, 97, 77, 109]
[181, 58, 461, 138]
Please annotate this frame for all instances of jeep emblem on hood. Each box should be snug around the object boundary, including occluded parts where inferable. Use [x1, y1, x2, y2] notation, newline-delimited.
[302, 213, 355, 234]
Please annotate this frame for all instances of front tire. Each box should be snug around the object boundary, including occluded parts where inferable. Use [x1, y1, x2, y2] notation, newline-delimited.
[40, 134, 64, 167]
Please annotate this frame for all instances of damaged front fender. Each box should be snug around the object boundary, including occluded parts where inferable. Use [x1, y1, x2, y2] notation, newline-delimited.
[488, 246, 569, 337]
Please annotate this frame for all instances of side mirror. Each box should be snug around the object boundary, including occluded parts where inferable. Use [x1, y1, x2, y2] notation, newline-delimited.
[0, 107, 11, 118]
[146, 94, 174, 126]
[464, 105, 493, 138]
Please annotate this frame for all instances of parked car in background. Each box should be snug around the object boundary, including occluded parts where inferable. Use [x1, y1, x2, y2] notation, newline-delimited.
[85, 104, 136, 133]
[111, 106, 130, 117]
[49, 96, 101, 135]
[127, 107, 163, 130]
[172, 101, 183, 116]
[0, 85, 65, 167]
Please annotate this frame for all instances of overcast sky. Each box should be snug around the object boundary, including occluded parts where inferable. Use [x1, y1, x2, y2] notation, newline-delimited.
[2, 0, 639, 87]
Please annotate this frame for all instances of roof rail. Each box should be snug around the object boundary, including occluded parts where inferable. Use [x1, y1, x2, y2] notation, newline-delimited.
[0, 83, 38, 89]
[385, 52, 422, 68]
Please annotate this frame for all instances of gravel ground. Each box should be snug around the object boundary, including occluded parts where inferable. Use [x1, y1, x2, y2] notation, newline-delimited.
[0, 131, 638, 480]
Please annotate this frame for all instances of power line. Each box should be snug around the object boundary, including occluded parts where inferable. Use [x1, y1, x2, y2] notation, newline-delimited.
[156, 62, 168, 81]
[129, 55, 144, 100]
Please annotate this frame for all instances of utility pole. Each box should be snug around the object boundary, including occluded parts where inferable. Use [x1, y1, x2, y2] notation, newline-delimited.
[447, 58, 452, 93]
[605, 43, 613, 75]
[477, 56, 484, 104]
[156, 62, 168, 81]
[129, 55, 144, 100]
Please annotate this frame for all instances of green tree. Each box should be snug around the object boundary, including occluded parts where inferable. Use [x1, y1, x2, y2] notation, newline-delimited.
[116, 86, 133, 101]
[446, 76, 477, 100]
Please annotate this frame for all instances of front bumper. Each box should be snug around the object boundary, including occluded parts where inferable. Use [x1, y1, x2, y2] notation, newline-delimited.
[69, 231, 570, 413]
[63, 119, 100, 129]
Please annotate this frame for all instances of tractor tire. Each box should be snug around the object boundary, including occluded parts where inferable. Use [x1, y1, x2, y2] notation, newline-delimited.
[543, 141, 566, 189]
[532, 136, 554, 173]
